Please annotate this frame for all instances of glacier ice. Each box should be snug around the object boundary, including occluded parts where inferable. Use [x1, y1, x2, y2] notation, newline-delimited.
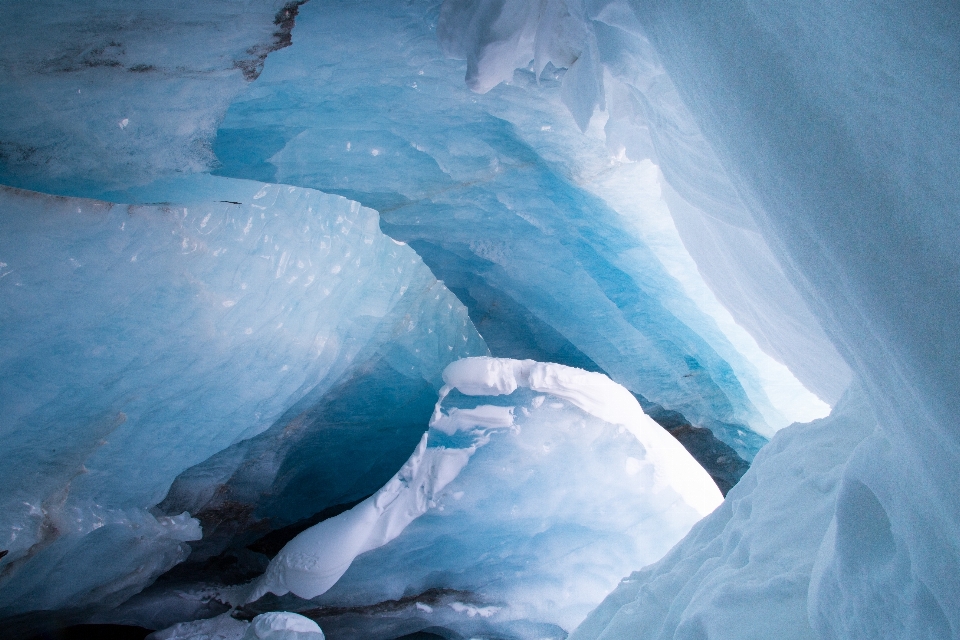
[152, 611, 324, 640]
[199, 0, 831, 452]
[0, 0, 957, 637]
[0, 181, 485, 623]
[0, 0, 300, 196]
[438, 0, 960, 638]
[570, 385, 876, 640]
[242, 358, 719, 638]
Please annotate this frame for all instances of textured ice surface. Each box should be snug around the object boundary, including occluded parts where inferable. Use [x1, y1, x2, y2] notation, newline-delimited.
[151, 611, 324, 640]
[196, 0, 831, 453]
[0, 0, 301, 196]
[0, 181, 485, 619]
[245, 358, 720, 638]
[436, 0, 852, 408]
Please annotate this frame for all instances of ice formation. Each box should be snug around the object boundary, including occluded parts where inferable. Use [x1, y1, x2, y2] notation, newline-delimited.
[0, 181, 485, 625]
[153, 611, 324, 640]
[244, 358, 720, 637]
[180, 0, 832, 451]
[0, 0, 957, 638]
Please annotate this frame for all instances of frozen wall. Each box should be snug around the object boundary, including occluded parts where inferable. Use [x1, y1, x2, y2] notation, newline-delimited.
[441, 1, 960, 638]
[0, 181, 485, 626]
[625, 1, 960, 637]
[436, 0, 959, 638]
[437, 0, 852, 408]
[197, 0, 831, 455]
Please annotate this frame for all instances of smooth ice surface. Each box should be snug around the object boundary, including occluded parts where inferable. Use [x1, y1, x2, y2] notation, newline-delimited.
[250, 358, 720, 637]
[0, 182, 485, 618]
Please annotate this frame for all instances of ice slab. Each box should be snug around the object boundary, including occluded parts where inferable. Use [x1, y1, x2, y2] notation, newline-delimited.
[0, 181, 486, 618]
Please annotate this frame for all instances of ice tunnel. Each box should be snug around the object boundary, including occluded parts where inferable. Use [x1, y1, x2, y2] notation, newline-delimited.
[0, 0, 957, 638]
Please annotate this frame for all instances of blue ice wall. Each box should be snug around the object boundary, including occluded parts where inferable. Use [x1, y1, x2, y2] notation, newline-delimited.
[0, 181, 485, 621]
[199, 0, 792, 454]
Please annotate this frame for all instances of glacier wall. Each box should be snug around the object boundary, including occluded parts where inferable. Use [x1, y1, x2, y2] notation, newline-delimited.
[624, 2, 960, 637]
[194, 0, 832, 456]
[1, 0, 955, 637]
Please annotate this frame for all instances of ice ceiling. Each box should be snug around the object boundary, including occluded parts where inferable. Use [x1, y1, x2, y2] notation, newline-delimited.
[0, 0, 957, 639]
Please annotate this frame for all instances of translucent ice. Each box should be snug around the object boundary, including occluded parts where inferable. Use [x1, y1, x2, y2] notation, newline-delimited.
[0, 182, 486, 619]
[199, 0, 830, 454]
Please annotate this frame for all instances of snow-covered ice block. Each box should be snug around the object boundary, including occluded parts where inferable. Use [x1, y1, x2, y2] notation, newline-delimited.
[0, 182, 486, 617]
[243, 612, 325, 640]
[202, 0, 831, 455]
[251, 357, 721, 637]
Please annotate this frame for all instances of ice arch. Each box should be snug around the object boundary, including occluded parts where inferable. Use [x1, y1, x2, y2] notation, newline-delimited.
[0, 0, 956, 639]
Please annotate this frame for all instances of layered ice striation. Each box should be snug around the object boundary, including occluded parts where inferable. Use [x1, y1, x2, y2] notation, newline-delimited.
[241, 357, 721, 639]
[196, 0, 831, 455]
[0, 181, 485, 623]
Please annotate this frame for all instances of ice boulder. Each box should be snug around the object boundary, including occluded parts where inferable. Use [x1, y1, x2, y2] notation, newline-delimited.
[243, 612, 325, 640]
[246, 357, 721, 638]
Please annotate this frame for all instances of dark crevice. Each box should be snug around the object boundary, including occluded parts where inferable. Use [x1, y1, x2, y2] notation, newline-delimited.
[242, 588, 472, 620]
[235, 0, 310, 81]
[247, 495, 371, 558]
[635, 395, 750, 495]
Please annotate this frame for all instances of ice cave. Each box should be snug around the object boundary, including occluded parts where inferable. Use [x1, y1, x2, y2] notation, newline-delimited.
[0, 0, 957, 638]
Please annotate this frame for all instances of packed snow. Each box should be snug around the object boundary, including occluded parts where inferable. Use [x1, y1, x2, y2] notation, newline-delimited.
[0, 181, 485, 620]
